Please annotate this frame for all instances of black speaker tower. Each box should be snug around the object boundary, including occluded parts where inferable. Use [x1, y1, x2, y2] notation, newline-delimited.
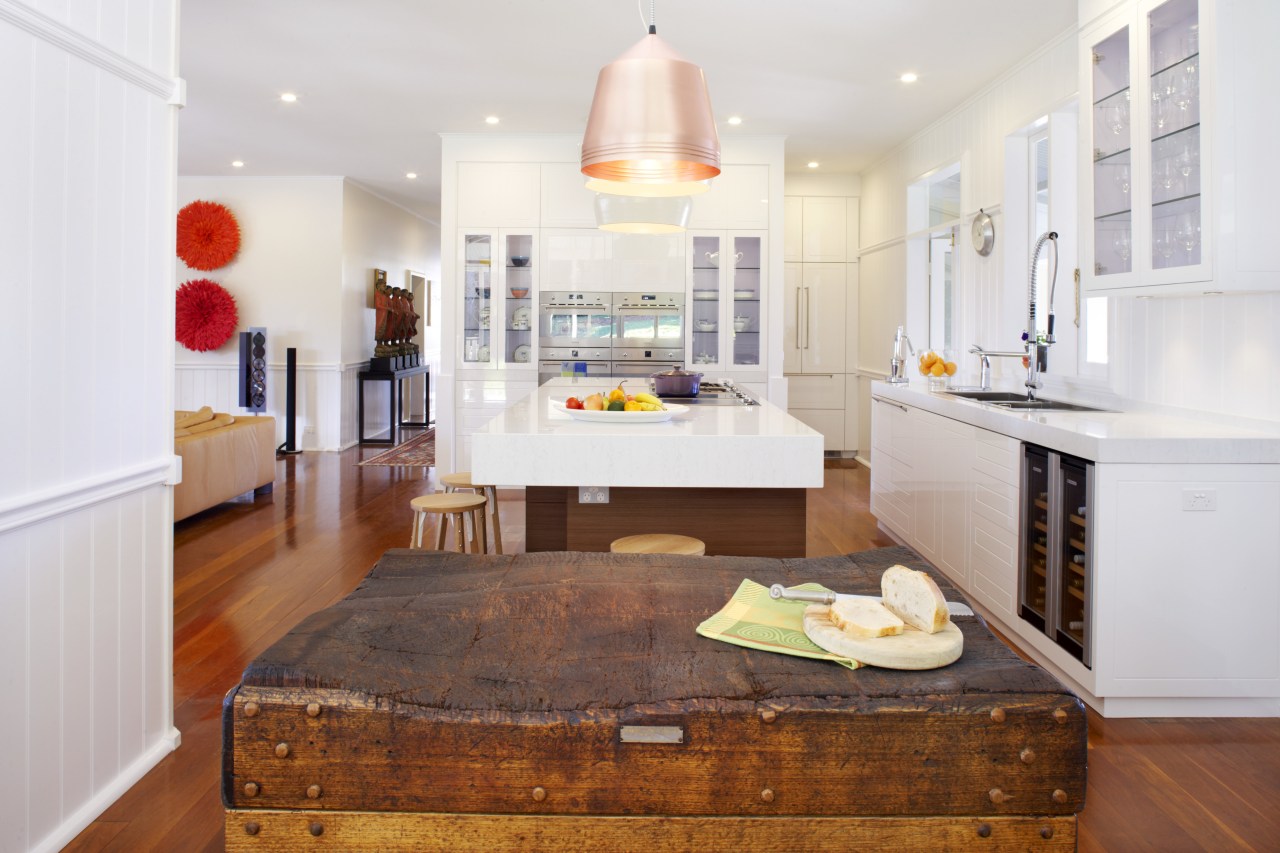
[277, 347, 301, 455]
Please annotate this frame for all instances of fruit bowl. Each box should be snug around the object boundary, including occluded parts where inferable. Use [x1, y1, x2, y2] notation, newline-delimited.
[510, 287, 529, 298]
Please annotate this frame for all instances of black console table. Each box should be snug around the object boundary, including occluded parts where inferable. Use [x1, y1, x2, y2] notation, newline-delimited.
[357, 364, 431, 445]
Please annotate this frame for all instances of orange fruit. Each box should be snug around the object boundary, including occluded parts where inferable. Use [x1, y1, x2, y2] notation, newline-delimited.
[944, 361, 957, 376]
[930, 362, 946, 377]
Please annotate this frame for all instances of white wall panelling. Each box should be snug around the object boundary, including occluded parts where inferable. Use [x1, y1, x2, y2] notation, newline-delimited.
[0, 1, 181, 849]
[174, 362, 374, 451]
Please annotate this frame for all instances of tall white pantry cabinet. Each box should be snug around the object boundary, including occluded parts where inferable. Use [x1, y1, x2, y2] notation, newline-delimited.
[784, 196, 860, 454]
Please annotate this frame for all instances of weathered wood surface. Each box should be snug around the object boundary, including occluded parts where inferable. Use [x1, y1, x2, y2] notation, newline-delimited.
[225, 547, 1086, 819]
[224, 810, 1078, 852]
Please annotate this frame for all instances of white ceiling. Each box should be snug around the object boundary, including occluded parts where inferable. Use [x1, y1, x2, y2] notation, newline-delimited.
[177, 1, 1078, 223]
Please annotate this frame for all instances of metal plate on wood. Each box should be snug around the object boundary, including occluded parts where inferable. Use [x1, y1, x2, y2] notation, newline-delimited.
[620, 725, 684, 744]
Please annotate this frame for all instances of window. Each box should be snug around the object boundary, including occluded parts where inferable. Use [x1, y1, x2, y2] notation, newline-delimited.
[907, 163, 962, 358]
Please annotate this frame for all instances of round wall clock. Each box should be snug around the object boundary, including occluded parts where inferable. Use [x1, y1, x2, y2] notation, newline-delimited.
[971, 209, 995, 256]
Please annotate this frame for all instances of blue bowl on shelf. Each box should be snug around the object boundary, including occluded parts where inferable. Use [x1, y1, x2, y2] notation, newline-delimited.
[510, 256, 530, 267]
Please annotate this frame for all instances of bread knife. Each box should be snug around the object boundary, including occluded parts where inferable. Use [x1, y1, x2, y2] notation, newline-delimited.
[768, 583, 975, 617]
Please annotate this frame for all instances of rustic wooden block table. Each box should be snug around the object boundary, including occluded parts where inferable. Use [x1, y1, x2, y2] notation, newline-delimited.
[222, 546, 1086, 851]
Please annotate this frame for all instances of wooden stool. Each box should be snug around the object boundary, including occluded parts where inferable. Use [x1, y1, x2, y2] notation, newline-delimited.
[610, 534, 706, 556]
[440, 472, 503, 555]
[410, 493, 489, 554]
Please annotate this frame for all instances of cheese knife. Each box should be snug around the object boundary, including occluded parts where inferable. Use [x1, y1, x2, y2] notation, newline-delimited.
[768, 583, 975, 617]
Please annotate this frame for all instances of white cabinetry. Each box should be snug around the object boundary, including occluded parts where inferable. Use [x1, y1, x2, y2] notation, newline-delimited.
[784, 196, 859, 452]
[457, 164, 540, 228]
[459, 229, 538, 372]
[1081, 0, 1280, 294]
[686, 231, 766, 372]
[871, 388, 1280, 716]
[540, 164, 597, 228]
[687, 165, 770, 229]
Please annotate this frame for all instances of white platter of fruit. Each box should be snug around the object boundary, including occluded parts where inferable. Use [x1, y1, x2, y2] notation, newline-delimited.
[552, 383, 687, 424]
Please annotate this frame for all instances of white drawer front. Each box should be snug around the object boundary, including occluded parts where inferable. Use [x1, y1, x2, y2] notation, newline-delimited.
[788, 374, 845, 409]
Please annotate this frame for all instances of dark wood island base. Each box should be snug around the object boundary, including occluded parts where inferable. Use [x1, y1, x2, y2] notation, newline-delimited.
[525, 485, 808, 556]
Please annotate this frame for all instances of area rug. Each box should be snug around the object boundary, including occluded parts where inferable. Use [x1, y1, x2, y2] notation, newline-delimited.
[358, 429, 435, 467]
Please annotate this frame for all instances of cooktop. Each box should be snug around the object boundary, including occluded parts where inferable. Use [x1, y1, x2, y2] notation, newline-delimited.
[653, 381, 760, 406]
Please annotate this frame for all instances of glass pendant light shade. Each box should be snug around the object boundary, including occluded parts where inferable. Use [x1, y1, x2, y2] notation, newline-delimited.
[585, 176, 712, 197]
[594, 193, 691, 234]
[581, 32, 721, 192]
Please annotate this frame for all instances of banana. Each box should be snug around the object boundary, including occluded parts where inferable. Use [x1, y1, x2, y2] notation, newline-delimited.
[638, 401, 664, 412]
[633, 392, 664, 407]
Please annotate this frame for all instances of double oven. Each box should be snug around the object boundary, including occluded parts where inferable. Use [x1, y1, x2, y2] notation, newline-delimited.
[538, 291, 685, 384]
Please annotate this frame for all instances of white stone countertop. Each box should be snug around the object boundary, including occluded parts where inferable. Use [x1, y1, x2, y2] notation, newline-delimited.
[472, 377, 825, 488]
[872, 380, 1280, 464]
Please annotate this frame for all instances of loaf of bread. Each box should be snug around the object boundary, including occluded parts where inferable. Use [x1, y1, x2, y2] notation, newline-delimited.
[828, 597, 904, 638]
[881, 565, 950, 634]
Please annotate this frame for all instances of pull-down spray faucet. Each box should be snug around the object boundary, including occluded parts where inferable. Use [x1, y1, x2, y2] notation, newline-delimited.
[971, 231, 1059, 399]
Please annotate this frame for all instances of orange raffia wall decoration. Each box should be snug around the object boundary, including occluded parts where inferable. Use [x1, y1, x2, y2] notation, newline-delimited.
[176, 200, 241, 270]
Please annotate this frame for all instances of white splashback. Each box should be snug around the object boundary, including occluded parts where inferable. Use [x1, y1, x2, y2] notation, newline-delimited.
[0, 1, 181, 850]
[1111, 292, 1280, 423]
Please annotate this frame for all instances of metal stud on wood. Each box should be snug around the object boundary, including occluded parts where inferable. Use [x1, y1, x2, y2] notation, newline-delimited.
[990, 707, 1007, 723]
[759, 709, 777, 723]
[309, 822, 324, 837]
[1053, 708, 1069, 724]
[306, 702, 321, 717]
[1020, 748, 1036, 764]
[275, 742, 290, 758]
[1052, 788, 1069, 804]
[307, 784, 322, 799]
[532, 787, 547, 802]
[760, 788, 775, 803]
[243, 782, 259, 798]
[989, 788, 1011, 804]
[244, 701, 259, 717]
[244, 822, 260, 836]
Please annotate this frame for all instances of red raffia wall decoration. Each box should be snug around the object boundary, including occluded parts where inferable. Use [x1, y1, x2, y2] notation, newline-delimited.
[176, 200, 241, 270]
[176, 278, 239, 351]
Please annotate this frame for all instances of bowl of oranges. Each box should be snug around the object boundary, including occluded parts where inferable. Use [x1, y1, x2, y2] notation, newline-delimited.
[918, 351, 957, 390]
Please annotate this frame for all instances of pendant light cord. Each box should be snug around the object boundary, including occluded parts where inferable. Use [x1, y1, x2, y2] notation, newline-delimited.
[637, 0, 656, 33]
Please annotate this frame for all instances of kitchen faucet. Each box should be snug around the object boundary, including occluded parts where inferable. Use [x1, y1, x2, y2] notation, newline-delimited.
[971, 231, 1059, 399]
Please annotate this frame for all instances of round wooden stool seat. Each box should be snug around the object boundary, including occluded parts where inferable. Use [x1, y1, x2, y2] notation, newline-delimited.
[440, 472, 503, 555]
[410, 493, 489, 553]
[610, 534, 706, 556]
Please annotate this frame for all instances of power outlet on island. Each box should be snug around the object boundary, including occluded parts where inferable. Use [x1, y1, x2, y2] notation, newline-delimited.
[1181, 488, 1217, 511]
[578, 486, 609, 504]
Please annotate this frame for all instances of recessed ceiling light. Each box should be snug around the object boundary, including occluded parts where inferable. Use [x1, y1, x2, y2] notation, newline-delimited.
[280, 92, 298, 103]
[727, 116, 742, 126]
[807, 161, 819, 169]
[232, 160, 244, 168]
[406, 172, 418, 179]
[485, 116, 500, 125]
[900, 72, 919, 83]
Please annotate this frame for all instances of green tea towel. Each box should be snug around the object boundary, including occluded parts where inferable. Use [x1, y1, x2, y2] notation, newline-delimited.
[696, 579, 861, 670]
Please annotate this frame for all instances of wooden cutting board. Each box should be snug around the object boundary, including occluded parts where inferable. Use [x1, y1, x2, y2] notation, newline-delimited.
[802, 604, 964, 670]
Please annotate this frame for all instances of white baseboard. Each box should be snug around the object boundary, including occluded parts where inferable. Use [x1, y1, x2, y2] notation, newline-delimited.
[30, 727, 181, 853]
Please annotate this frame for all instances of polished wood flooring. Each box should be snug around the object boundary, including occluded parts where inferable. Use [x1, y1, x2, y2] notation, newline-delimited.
[66, 441, 1280, 851]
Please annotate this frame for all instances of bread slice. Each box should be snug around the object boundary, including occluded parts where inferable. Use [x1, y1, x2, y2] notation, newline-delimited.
[881, 565, 950, 634]
[828, 597, 904, 639]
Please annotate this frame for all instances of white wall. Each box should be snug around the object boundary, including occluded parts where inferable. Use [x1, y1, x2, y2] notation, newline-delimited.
[855, 29, 1078, 454]
[173, 176, 436, 449]
[0, 1, 181, 850]
[340, 180, 440, 441]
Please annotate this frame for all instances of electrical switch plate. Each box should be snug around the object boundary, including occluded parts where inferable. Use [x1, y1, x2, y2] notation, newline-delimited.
[1181, 488, 1217, 511]
[578, 486, 609, 504]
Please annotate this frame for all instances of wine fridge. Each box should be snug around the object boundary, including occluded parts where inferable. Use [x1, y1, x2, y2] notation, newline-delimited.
[1019, 444, 1093, 667]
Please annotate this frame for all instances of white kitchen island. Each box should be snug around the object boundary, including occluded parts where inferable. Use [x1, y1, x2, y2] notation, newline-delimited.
[472, 378, 824, 556]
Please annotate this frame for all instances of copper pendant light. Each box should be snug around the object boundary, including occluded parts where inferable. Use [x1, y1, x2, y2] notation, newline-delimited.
[581, 5, 720, 194]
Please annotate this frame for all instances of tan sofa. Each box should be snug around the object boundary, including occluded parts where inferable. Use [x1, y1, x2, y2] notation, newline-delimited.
[174, 408, 276, 521]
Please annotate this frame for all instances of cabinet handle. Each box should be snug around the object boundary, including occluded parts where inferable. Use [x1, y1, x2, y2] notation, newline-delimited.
[872, 396, 908, 412]
[795, 287, 802, 350]
[798, 289, 808, 348]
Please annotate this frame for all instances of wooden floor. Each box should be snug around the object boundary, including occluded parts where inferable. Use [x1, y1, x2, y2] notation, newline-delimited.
[65, 441, 1280, 852]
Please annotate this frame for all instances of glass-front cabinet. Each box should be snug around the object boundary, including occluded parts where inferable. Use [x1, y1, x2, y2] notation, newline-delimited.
[686, 231, 765, 370]
[1082, 0, 1208, 292]
[460, 230, 537, 370]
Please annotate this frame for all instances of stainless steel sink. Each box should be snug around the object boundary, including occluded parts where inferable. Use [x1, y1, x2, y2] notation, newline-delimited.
[945, 389, 1111, 413]
[945, 390, 1035, 402]
[992, 400, 1111, 413]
